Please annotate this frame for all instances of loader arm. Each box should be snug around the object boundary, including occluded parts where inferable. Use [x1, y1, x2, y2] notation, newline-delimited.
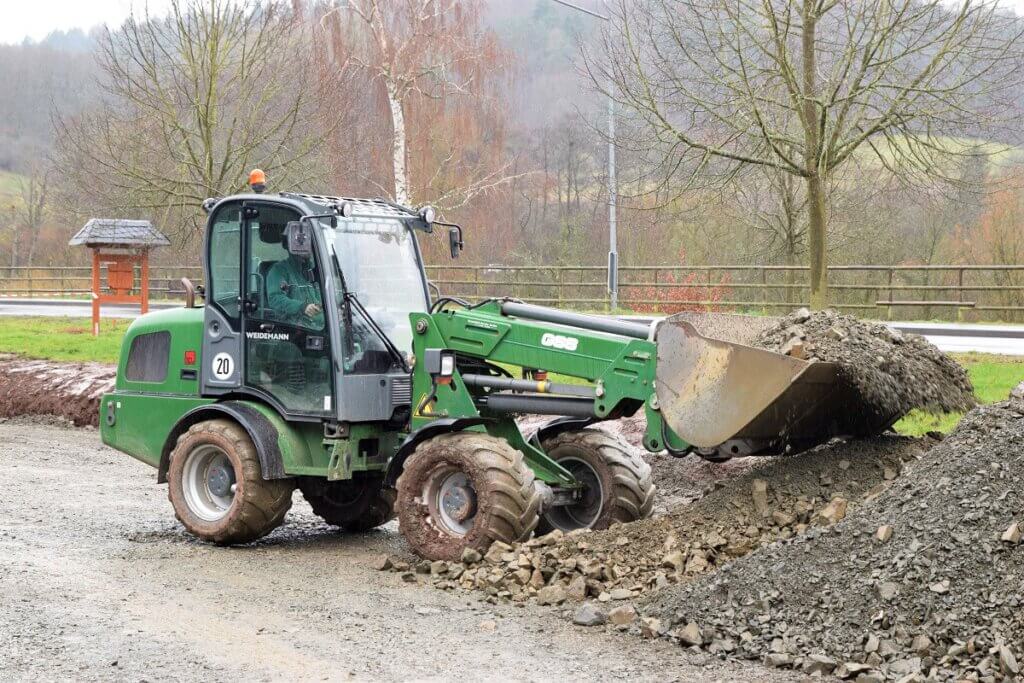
[409, 301, 688, 467]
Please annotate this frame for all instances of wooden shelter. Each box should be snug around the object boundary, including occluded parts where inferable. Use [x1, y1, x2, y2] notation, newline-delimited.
[68, 219, 170, 335]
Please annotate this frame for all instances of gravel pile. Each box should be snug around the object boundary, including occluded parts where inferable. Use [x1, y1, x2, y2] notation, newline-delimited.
[379, 434, 928, 612]
[753, 309, 975, 418]
[640, 394, 1024, 681]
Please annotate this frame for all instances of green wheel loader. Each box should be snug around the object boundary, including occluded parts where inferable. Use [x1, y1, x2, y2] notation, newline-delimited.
[101, 175, 896, 560]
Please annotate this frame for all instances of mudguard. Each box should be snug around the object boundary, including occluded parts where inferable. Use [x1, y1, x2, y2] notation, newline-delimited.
[531, 416, 596, 445]
[158, 401, 288, 483]
[383, 417, 490, 488]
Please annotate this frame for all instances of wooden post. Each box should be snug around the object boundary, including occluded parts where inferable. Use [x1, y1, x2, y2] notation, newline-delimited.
[957, 268, 965, 323]
[887, 268, 894, 321]
[141, 250, 150, 314]
[761, 266, 768, 312]
[91, 250, 101, 336]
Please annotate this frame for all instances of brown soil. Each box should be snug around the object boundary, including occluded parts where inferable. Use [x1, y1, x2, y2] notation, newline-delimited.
[0, 359, 114, 427]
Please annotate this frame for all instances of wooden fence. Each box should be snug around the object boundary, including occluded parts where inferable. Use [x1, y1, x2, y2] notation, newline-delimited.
[424, 264, 1024, 322]
[0, 266, 204, 300]
[1, 263, 1023, 322]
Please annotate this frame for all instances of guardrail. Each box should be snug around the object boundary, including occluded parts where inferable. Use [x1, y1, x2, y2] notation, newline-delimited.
[1, 263, 1022, 322]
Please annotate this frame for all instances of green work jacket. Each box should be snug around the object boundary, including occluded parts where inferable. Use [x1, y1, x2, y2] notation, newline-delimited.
[266, 256, 325, 329]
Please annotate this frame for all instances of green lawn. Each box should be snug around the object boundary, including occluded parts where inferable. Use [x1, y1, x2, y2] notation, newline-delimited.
[1, 316, 1021, 436]
[0, 317, 130, 363]
[894, 353, 1024, 436]
[0, 170, 27, 206]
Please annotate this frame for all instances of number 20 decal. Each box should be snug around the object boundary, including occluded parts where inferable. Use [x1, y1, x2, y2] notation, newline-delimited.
[211, 352, 234, 380]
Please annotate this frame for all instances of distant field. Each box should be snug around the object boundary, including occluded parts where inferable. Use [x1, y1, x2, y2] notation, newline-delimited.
[0, 170, 26, 205]
[861, 135, 1024, 172]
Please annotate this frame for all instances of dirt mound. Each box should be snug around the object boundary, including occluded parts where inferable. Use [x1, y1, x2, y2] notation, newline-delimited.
[754, 309, 975, 418]
[641, 399, 1024, 680]
[385, 434, 929, 612]
[0, 359, 114, 427]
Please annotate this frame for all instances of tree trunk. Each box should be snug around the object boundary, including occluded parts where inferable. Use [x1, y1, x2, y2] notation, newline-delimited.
[9, 227, 18, 271]
[386, 80, 410, 205]
[785, 238, 798, 305]
[801, 0, 828, 309]
[806, 173, 828, 308]
[27, 228, 38, 268]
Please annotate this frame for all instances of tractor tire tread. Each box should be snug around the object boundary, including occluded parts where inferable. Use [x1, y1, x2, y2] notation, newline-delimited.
[396, 431, 540, 561]
[168, 419, 293, 545]
[542, 428, 655, 529]
[301, 478, 397, 532]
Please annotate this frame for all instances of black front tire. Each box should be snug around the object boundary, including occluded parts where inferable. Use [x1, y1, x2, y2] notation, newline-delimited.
[538, 428, 655, 533]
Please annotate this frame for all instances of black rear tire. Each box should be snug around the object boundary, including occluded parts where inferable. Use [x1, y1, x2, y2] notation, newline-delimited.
[168, 419, 294, 545]
[298, 475, 395, 532]
[538, 428, 655, 534]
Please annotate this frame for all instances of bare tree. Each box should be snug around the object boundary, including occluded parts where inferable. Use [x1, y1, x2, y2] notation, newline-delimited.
[595, 0, 1024, 307]
[18, 167, 50, 267]
[319, 0, 518, 208]
[56, 0, 327, 241]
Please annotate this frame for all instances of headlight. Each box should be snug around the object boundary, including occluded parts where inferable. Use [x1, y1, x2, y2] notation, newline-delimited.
[439, 352, 455, 377]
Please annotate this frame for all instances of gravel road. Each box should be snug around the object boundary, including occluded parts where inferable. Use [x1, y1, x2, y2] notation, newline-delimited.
[0, 419, 798, 682]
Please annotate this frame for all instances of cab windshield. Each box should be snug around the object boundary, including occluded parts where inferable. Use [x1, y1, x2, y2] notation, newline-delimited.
[322, 216, 427, 356]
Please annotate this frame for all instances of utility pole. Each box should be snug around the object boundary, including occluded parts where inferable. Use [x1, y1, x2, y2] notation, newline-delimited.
[550, 0, 618, 310]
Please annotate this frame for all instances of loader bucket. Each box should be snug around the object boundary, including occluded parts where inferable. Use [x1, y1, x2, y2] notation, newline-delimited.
[654, 313, 897, 457]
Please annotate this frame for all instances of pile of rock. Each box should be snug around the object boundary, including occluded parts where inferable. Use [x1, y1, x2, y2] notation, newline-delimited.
[754, 309, 975, 419]
[377, 435, 927, 616]
[640, 398, 1024, 681]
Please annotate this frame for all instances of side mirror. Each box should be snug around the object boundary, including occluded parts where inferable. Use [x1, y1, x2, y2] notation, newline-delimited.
[448, 226, 464, 259]
[286, 220, 312, 256]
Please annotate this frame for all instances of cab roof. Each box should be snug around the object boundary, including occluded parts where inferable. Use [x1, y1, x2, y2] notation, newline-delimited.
[204, 192, 421, 221]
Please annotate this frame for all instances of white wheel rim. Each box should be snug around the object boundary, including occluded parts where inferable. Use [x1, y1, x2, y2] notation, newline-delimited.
[426, 468, 477, 536]
[182, 444, 236, 522]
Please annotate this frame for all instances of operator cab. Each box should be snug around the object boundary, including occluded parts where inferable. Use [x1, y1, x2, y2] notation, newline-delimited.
[199, 171, 459, 425]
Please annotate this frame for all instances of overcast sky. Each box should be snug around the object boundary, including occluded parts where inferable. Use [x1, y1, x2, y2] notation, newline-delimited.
[2, 0, 1024, 44]
[1, 0, 174, 44]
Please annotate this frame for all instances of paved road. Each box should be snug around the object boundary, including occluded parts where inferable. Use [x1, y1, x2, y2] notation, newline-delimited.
[0, 298, 178, 319]
[2, 298, 1021, 355]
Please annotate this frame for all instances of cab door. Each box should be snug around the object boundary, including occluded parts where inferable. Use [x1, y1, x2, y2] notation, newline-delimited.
[240, 202, 334, 417]
[201, 202, 245, 393]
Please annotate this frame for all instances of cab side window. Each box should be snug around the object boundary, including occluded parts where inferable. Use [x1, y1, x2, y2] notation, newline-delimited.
[209, 206, 242, 326]
[248, 210, 324, 332]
